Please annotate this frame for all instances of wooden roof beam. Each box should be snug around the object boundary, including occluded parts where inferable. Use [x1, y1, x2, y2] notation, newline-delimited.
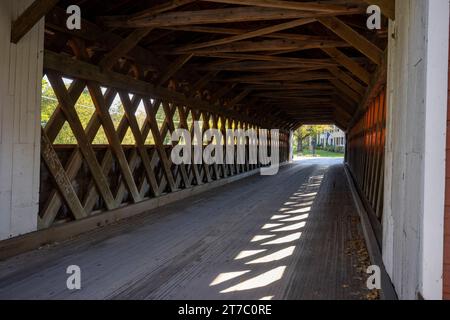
[188, 71, 220, 97]
[200, 0, 363, 13]
[318, 16, 383, 65]
[156, 54, 194, 86]
[275, 102, 335, 108]
[100, 28, 154, 70]
[322, 47, 371, 84]
[255, 92, 335, 99]
[333, 94, 358, 114]
[332, 101, 355, 118]
[162, 25, 338, 42]
[130, 0, 197, 21]
[183, 39, 348, 54]
[200, 62, 326, 72]
[177, 18, 315, 52]
[327, 66, 367, 96]
[192, 52, 337, 66]
[334, 104, 354, 119]
[333, 112, 350, 130]
[270, 100, 335, 106]
[210, 84, 237, 103]
[46, 6, 164, 71]
[329, 78, 362, 103]
[11, 0, 59, 44]
[288, 116, 334, 121]
[98, 0, 197, 25]
[249, 83, 334, 90]
[228, 89, 253, 109]
[224, 71, 335, 83]
[102, 7, 363, 28]
[99, 0, 195, 70]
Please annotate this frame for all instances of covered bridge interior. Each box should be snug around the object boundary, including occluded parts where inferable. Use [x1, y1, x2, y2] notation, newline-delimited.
[0, 0, 449, 300]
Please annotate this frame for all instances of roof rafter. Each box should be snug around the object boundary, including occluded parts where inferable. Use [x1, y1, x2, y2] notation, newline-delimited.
[318, 16, 383, 65]
[177, 18, 315, 52]
[100, 6, 364, 28]
[11, 0, 59, 43]
[200, 0, 363, 13]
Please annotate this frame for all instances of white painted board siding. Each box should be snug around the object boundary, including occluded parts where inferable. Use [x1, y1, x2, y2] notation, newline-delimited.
[383, 0, 449, 300]
[0, 0, 44, 240]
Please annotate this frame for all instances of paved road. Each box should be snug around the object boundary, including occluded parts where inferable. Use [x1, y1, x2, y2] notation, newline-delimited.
[0, 158, 373, 300]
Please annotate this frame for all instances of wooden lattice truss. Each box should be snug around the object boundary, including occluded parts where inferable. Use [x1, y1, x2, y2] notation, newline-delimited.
[40, 58, 289, 227]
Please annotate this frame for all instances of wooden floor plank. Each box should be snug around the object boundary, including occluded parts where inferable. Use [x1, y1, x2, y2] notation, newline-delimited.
[0, 159, 374, 300]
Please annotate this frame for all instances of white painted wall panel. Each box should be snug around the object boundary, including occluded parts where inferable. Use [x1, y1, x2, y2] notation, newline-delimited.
[383, 0, 449, 300]
[421, 0, 449, 300]
[0, 0, 44, 240]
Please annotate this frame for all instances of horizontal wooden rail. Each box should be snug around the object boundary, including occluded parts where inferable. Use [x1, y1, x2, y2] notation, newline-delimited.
[43, 50, 274, 129]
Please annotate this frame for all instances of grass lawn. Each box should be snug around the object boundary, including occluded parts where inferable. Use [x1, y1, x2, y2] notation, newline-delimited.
[298, 148, 344, 158]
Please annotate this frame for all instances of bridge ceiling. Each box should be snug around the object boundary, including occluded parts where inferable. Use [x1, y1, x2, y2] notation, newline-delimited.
[44, 0, 389, 130]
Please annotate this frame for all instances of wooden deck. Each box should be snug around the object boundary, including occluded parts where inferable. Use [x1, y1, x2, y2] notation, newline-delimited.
[0, 159, 375, 300]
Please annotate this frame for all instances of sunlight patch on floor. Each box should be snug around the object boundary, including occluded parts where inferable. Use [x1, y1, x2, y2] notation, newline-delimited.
[235, 250, 267, 260]
[251, 235, 276, 242]
[261, 223, 284, 230]
[261, 232, 302, 246]
[286, 207, 311, 214]
[211, 271, 251, 286]
[272, 222, 306, 232]
[246, 246, 295, 265]
[271, 215, 291, 220]
[209, 171, 326, 298]
[220, 266, 287, 293]
[280, 214, 309, 222]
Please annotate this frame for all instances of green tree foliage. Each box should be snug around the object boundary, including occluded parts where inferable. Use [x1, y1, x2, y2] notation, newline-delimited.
[293, 125, 332, 154]
[40, 78, 259, 148]
[295, 125, 332, 142]
[41, 77, 163, 145]
[41, 77, 58, 127]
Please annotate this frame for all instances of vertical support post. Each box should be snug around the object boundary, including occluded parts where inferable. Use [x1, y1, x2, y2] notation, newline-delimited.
[383, 0, 449, 300]
[422, 0, 449, 300]
[289, 130, 294, 162]
[0, 0, 44, 240]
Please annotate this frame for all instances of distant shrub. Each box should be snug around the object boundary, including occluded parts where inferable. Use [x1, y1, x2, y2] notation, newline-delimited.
[317, 146, 345, 154]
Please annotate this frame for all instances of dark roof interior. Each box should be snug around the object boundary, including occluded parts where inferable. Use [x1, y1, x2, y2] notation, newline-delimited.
[43, 0, 388, 130]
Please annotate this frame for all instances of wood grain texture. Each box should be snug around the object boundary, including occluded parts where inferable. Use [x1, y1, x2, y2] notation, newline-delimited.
[0, 160, 376, 300]
[11, 0, 59, 43]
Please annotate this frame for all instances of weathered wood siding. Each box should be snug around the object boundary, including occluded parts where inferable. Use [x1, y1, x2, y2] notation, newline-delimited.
[347, 89, 386, 227]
